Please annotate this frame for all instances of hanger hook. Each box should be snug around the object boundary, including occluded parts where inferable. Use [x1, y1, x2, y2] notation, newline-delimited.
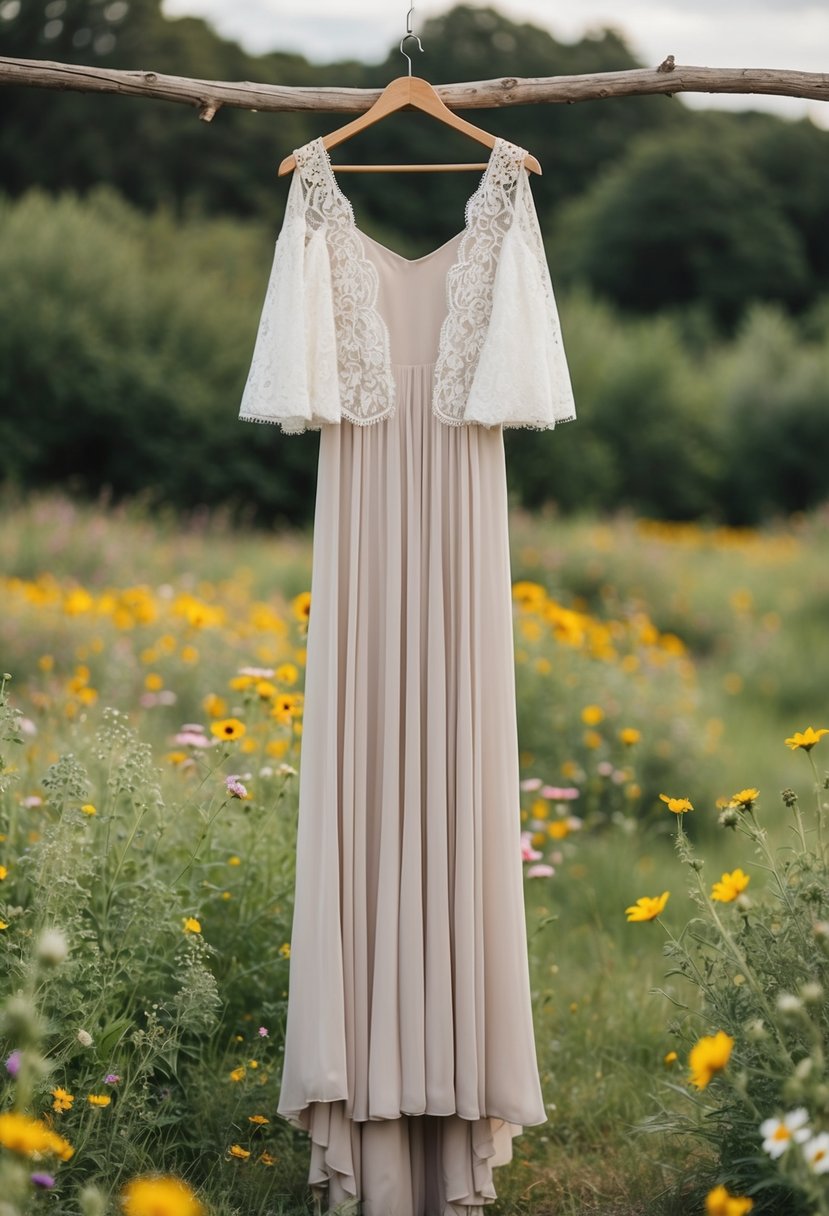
[399, 6, 423, 77]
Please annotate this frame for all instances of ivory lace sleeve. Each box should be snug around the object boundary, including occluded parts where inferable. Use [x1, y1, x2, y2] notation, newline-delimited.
[238, 170, 341, 434]
[464, 168, 577, 432]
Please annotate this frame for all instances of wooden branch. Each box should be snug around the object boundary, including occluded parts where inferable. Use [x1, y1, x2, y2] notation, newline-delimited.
[0, 55, 827, 123]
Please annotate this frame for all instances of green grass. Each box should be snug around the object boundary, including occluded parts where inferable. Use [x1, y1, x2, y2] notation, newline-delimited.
[1, 485, 827, 1215]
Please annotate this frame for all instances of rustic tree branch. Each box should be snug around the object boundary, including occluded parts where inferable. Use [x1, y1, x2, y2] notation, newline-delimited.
[0, 55, 827, 123]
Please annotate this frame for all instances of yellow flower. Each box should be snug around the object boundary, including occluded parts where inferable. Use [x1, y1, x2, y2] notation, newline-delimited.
[228, 856, 241, 866]
[705, 1183, 754, 1215]
[583, 729, 602, 750]
[87, 1094, 111, 1107]
[202, 692, 228, 718]
[711, 868, 751, 903]
[0, 1111, 75, 1160]
[121, 1175, 206, 1216]
[619, 727, 641, 746]
[80, 803, 97, 816]
[182, 917, 201, 934]
[248, 1114, 270, 1125]
[689, 1030, 734, 1089]
[276, 663, 299, 685]
[512, 581, 547, 609]
[785, 727, 829, 752]
[581, 705, 604, 726]
[0, 864, 8, 880]
[279, 942, 291, 959]
[0, 920, 8, 930]
[258, 1150, 277, 1166]
[210, 718, 246, 741]
[51, 1087, 74, 1113]
[729, 788, 759, 809]
[229, 1066, 246, 1082]
[548, 820, 570, 839]
[144, 673, 164, 692]
[659, 794, 694, 814]
[180, 645, 199, 664]
[625, 891, 669, 922]
[292, 592, 311, 623]
[254, 680, 277, 699]
[228, 1144, 250, 1160]
[663, 1051, 678, 1066]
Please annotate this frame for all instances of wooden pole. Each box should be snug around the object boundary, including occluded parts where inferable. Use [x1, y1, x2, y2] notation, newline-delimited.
[0, 54, 827, 123]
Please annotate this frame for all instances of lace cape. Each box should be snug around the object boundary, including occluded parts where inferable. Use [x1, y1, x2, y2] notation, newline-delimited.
[239, 135, 577, 435]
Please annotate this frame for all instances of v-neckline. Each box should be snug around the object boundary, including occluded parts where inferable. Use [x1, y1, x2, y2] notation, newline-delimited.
[316, 136, 503, 265]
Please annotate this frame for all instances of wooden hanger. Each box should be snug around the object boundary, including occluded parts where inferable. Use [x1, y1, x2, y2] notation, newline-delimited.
[277, 9, 541, 177]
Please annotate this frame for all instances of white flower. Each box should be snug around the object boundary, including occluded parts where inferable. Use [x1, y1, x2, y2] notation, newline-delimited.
[276, 763, 297, 777]
[238, 666, 275, 678]
[258, 766, 274, 778]
[76, 1029, 93, 1047]
[776, 992, 804, 1014]
[802, 1131, 829, 1174]
[760, 1108, 812, 1158]
[36, 928, 69, 966]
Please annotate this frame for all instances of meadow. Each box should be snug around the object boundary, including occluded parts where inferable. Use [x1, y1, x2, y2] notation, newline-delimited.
[1, 484, 828, 1216]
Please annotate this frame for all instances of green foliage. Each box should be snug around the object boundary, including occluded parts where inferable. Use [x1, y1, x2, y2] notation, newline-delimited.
[553, 115, 811, 329]
[633, 765, 829, 1214]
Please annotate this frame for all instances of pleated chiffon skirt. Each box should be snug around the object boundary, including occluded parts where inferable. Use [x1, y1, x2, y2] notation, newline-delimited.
[278, 229, 547, 1215]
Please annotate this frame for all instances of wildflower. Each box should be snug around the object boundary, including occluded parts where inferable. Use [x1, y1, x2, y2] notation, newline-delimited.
[0, 864, 8, 880]
[688, 1030, 734, 1089]
[540, 786, 579, 800]
[292, 591, 311, 623]
[30, 1172, 55, 1189]
[183, 917, 201, 934]
[760, 1108, 812, 1157]
[802, 1130, 829, 1173]
[229, 1144, 250, 1160]
[711, 868, 751, 902]
[521, 831, 543, 862]
[581, 705, 604, 726]
[0, 1111, 74, 1160]
[704, 1184, 754, 1215]
[663, 1050, 677, 1066]
[210, 718, 246, 742]
[87, 1094, 111, 1107]
[776, 992, 804, 1015]
[172, 726, 212, 748]
[258, 1027, 269, 1037]
[5, 1049, 22, 1077]
[238, 666, 275, 679]
[51, 1087, 74, 1113]
[659, 794, 694, 814]
[520, 777, 542, 791]
[225, 775, 249, 800]
[36, 924, 68, 963]
[105, 1073, 120, 1084]
[76, 1029, 93, 1047]
[729, 788, 759, 809]
[526, 864, 555, 878]
[276, 763, 297, 777]
[22, 795, 43, 808]
[785, 727, 829, 752]
[275, 663, 298, 685]
[229, 1066, 246, 1082]
[619, 728, 641, 746]
[0, 920, 8, 930]
[121, 1174, 206, 1216]
[278, 943, 291, 959]
[254, 680, 276, 699]
[625, 891, 669, 922]
[80, 803, 97, 816]
[228, 856, 241, 866]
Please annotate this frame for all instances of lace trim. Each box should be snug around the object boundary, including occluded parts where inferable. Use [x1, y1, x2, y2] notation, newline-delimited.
[294, 140, 396, 426]
[432, 139, 529, 425]
[302, 135, 530, 429]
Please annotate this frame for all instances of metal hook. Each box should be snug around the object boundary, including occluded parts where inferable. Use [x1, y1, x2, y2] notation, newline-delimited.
[399, 5, 423, 76]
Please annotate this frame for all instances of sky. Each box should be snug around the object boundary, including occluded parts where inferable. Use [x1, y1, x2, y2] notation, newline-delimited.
[161, 0, 829, 130]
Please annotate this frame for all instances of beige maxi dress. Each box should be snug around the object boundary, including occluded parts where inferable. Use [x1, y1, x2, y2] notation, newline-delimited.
[277, 221, 548, 1216]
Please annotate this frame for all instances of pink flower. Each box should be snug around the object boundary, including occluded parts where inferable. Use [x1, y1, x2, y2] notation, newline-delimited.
[225, 775, 249, 799]
[526, 864, 555, 879]
[5, 1049, 22, 1077]
[540, 786, 580, 800]
[258, 1026, 269, 1037]
[520, 777, 542, 791]
[521, 831, 542, 862]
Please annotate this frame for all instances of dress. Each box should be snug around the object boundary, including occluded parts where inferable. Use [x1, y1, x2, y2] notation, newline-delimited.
[238, 133, 577, 1214]
[277, 170, 548, 1215]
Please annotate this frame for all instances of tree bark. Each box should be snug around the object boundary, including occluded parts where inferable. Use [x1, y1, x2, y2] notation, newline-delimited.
[0, 55, 827, 123]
